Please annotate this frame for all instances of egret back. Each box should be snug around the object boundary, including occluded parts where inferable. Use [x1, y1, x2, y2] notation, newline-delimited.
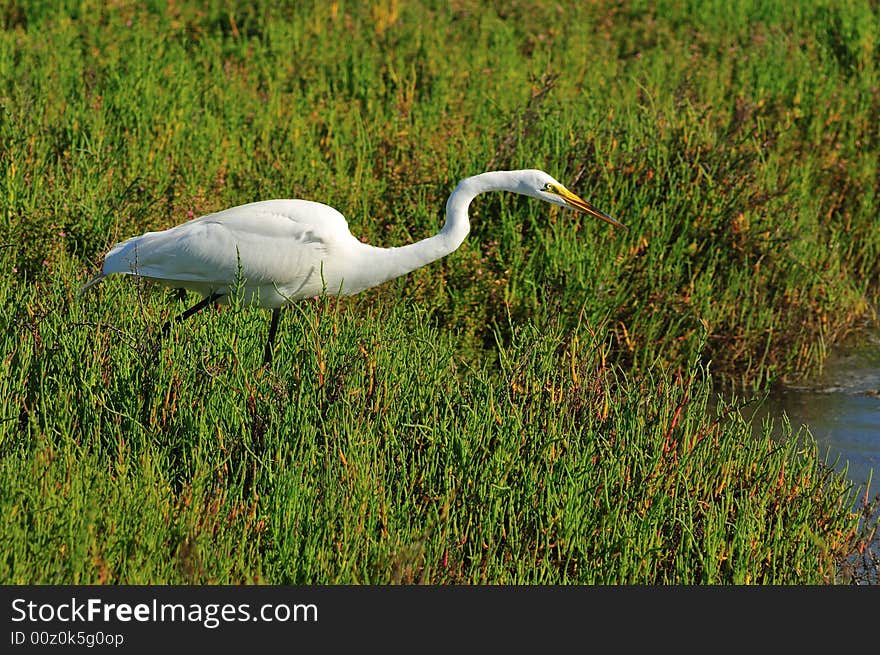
[100, 199, 357, 307]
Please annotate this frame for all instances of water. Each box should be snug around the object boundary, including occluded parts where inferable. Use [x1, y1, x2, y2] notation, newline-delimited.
[763, 325, 880, 495]
[762, 325, 880, 583]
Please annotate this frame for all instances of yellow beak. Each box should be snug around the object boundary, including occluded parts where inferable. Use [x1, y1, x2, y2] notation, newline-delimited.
[556, 186, 625, 230]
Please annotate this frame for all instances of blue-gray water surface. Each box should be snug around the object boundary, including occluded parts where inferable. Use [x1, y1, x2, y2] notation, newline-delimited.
[760, 325, 880, 494]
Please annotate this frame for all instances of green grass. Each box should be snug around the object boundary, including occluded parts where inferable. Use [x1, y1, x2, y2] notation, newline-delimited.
[1, 1, 878, 583]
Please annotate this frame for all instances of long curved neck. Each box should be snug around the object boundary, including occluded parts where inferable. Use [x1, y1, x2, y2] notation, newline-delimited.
[349, 172, 515, 291]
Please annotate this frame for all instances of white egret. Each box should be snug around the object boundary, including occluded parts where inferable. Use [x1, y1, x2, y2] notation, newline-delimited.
[82, 169, 624, 364]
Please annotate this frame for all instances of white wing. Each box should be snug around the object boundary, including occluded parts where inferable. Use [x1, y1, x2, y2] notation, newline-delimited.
[102, 199, 358, 305]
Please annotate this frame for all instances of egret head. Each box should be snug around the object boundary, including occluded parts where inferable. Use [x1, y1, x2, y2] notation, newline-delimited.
[521, 169, 624, 230]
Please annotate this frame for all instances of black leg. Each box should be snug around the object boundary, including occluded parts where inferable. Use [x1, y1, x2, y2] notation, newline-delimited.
[263, 307, 281, 366]
[162, 292, 224, 336]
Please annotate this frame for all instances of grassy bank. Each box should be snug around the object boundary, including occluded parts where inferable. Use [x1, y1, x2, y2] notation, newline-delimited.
[1, 1, 878, 583]
[0, 276, 869, 583]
